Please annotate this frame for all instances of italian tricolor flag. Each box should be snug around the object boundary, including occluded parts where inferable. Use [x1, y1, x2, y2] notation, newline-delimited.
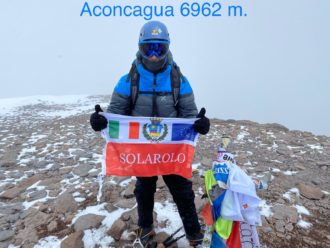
[101, 113, 199, 178]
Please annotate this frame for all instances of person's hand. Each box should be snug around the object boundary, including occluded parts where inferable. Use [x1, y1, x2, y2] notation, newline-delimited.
[90, 105, 108, 131]
[193, 108, 210, 135]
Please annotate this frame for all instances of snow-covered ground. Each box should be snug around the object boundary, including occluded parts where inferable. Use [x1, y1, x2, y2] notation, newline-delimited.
[0, 94, 109, 118]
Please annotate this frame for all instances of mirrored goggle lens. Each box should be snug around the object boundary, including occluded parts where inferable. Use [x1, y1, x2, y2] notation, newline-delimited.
[141, 43, 168, 58]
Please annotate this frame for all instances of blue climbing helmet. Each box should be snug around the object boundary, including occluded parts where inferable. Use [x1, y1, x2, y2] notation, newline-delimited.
[138, 21, 170, 59]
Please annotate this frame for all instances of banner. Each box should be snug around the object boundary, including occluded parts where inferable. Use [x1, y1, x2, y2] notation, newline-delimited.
[101, 113, 199, 178]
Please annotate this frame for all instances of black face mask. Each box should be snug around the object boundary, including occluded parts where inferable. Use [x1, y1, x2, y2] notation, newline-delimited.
[141, 55, 168, 73]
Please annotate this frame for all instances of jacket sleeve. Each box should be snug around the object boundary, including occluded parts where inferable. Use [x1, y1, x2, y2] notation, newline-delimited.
[177, 76, 198, 118]
[107, 74, 131, 115]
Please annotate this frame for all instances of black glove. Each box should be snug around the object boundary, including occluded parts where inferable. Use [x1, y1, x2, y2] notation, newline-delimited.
[193, 108, 210, 135]
[90, 105, 108, 131]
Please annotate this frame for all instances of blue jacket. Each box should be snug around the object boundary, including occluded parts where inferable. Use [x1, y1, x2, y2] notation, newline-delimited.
[107, 63, 198, 118]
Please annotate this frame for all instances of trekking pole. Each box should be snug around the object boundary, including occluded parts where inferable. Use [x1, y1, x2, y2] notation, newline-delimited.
[162, 226, 185, 247]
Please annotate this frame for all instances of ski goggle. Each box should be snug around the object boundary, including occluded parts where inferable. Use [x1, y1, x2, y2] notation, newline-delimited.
[139, 42, 169, 58]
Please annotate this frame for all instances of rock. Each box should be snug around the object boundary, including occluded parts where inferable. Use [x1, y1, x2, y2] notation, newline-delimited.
[311, 179, 321, 185]
[263, 123, 289, 132]
[194, 196, 204, 213]
[122, 208, 139, 226]
[276, 148, 292, 156]
[0, 161, 16, 168]
[39, 177, 61, 187]
[27, 190, 47, 201]
[261, 227, 273, 233]
[47, 220, 58, 232]
[275, 220, 286, 233]
[154, 232, 174, 246]
[74, 214, 105, 232]
[123, 183, 135, 199]
[88, 169, 100, 178]
[115, 198, 136, 209]
[3, 213, 20, 223]
[72, 164, 94, 177]
[272, 205, 298, 223]
[295, 164, 306, 170]
[0, 175, 41, 199]
[285, 223, 294, 232]
[201, 157, 212, 166]
[54, 191, 78, 213]
[298, 183, 324, 200]
[7, 171, 24, 179]
[59, 167, 73, 175]
[157, 177, 166, 189]
[105, 203, 117, 213]
[20, 208, 39, 220]
[107, 219, 126, 241]
[24, 211, 51, 229]
[100, 183, 121, 203]
[0, 230, 15, 242]
[14, 227, 38, 247]
[60, 231, 84, 248]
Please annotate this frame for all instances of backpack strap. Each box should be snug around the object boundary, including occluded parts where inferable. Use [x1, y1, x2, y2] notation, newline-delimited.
[170, 62, 184, 108]
[126, 60, 140, 109]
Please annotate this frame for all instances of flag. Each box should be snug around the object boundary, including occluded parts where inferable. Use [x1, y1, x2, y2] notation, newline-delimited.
[101, 113, 199, 178]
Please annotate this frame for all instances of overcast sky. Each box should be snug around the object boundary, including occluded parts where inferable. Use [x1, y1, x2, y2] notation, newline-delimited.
[1, 0, 329, 136]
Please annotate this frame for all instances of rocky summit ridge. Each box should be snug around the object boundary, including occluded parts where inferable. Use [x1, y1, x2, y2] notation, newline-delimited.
[0, 95, 329, 248]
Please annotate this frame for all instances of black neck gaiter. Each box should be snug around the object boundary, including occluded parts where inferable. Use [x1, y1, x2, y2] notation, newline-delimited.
[141, 56, 168, 73]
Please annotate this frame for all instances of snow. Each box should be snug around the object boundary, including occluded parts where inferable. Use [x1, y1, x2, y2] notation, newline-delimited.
[283, 170, 298, 176]
[34, 236, 63, 248]
[237, 130, 249, 141]
[119, 178, 133, 187]
[244, 161, 252, 166]
[74, 197, 86, 202]
[192, 162, 201, 170]
[297, 219, 312, 229]
[266, 132, 276, 138]
[322, 190, 330, 195]
[259, 200, 272, 217]
[83, 229, 114, 248]
[287, 146, 300, 150]
[270, 160, 283, 164]
[283, 188, 300, 202]
[271, 168, 281, 172]
[307, 144, 323, 150]
[289, 188, 300, 194]
[0, 95, 108, 118]
[295, 205, 310, 215]
[282, 192, 291, 201]
[272, 142, 278, 149]
[26, 180, 45, 191]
